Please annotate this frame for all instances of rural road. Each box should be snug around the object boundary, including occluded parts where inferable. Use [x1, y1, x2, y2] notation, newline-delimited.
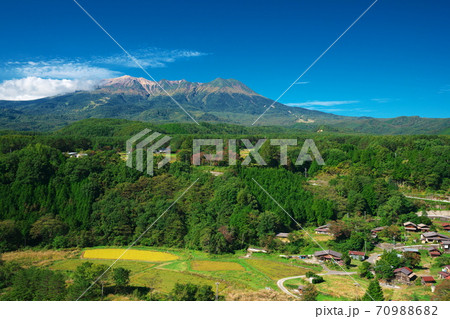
[404, 195, 450, 203]
[276, 265, 357, 299]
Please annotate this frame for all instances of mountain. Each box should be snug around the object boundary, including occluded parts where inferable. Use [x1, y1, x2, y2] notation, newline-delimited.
[0, 75, 448, 134]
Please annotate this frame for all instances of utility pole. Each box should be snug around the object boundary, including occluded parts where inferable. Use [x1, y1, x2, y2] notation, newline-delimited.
[215, 282, 220, 301]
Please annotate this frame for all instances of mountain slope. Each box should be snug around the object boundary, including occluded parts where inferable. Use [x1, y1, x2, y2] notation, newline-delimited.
[0, 75, 448, 134]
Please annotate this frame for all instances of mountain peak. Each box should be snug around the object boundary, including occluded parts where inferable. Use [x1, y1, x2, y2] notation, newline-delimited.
[97, 75, 259, 96]
[206, 78, 257, 95]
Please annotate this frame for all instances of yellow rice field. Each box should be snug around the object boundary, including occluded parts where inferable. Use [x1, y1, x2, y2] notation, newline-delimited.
[191, 260, 245, 271]
[82, 249, 178, 262]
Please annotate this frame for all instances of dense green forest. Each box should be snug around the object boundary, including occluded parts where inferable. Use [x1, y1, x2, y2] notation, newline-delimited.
[0, 119, 448, 254]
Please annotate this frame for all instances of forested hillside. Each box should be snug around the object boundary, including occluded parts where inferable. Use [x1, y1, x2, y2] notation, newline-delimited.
[0, 119, 448, 254]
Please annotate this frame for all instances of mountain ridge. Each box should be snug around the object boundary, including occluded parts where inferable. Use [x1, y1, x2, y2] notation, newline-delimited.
[0, 75, 448, 134]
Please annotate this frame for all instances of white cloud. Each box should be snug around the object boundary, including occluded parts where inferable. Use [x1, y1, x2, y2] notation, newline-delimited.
[95, 48, 207, 68]
[11, 60, 120, 80]
[294, 81, 309, 85]
[371, 98, 392, 103]
[0, 47, 207, 100]
[0, 77, 98, 101]
[286, 100, 359, 107]
[286, 100, 373, 113]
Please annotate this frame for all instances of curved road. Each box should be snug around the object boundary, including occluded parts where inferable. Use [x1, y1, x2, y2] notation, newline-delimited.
[277, 268, 357, 299]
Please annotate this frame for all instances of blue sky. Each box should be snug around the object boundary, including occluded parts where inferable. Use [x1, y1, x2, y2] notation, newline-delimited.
[0, 0, 449, 118]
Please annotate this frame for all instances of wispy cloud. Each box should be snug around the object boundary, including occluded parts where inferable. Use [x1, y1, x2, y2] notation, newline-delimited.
[371, 98, 392, 103]
[286, 100, 372, 113]
[286, 100, 359, 107]
[294, 81, 309, 85]
[95, 48, 207, 69]
[10, 60, 120, 80]
[439, 85, 450, 93]
[0, 77, 98, 101]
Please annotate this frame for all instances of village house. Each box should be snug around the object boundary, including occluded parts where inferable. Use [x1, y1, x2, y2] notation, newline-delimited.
[314, 224, 330, 235]
[426, 247, 442, 258]
[314, 250, 342, 263]
[348, 251, 366, 261]
[275, 232, 290, 243]
[403, 247, 420, 255]
[440, 241, 450, 253]
[421, 276, 436, 286]
[421, 232, 450, 243]
[393, 267, 416, 284]
[403, 222, 418, 232]
[438, 271, 450, 280]
[417, 224, 430, 232]
[371, 226, 386, 238]
[247, 247, 267, 254]
[442, 223, 450, 232]
[442, 265, 450, 273]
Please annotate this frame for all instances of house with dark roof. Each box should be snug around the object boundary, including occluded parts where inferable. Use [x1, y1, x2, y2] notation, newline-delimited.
[442, 223, 450, 232]
[403, 247, 420, 254]
[348, 251, 366, 260]
[404, 222, 418, 232]
[421, 276, 436, 286]
[417, 224, 430, 232]
[314, 250, 342, 262]
[426, 247, 442, 258]
[275, 232, 291, 243]
[421, 232, 450, 243]
[314, 224, 330, 235]
[393, 267, 416, 284]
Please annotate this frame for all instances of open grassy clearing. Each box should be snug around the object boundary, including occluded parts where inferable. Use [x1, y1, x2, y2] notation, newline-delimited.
[82, 248, 178, 262]
[1, 249, 80, 267]
[191, 260, 244, 271]
[130, 269, 218, 293]
[244, 259, 310, 280]
[313, 275, 369, 300]
[49, 258, 154, 273]
[385, 285, 434, 301]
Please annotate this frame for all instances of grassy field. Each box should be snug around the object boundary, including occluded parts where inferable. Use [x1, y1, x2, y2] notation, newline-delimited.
[82, 248, 178, 262]
[244, 259, 310, 280]
[191, 260, 245, 271]
[50, 258, 154, 273]
[2, 249, 80, 267]
[130, 269, 218, 293]
[313, 275, 369, 300]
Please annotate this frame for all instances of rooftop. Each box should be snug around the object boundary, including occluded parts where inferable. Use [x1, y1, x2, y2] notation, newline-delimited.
[349, 251, 365, 256]
[394, 267, 413, 275]
[421, 276, 436, 282]
[314, 250, 342, 258]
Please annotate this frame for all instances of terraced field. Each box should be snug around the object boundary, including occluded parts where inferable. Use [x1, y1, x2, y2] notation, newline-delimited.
[191, 261, 245, 271]
[245, 259, 311, 280]
[82, 248, 178, 262]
